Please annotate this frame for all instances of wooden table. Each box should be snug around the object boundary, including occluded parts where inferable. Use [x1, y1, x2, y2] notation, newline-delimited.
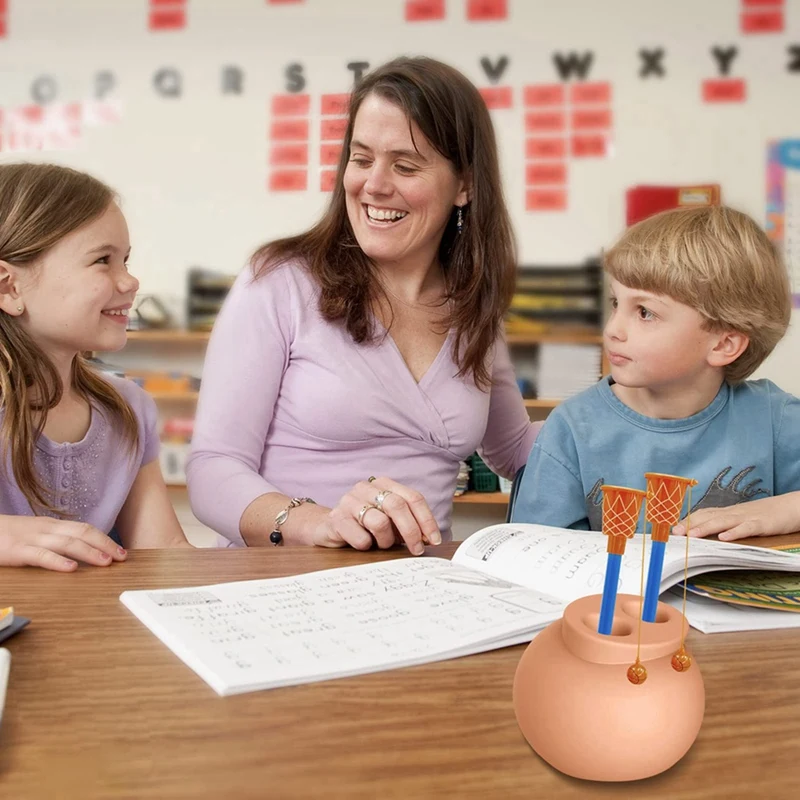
[2, 537, 800, 799]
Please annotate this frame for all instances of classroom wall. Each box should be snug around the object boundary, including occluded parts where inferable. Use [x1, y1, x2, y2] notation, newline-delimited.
[0, 1, 798, 541]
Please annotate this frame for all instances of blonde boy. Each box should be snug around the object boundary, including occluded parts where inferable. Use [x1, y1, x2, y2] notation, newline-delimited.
[511, 206, 800, 540]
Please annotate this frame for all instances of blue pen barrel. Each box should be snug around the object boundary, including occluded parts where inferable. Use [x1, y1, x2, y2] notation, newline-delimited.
[598, 553, 622, 635]
[643, 540, 667, 622]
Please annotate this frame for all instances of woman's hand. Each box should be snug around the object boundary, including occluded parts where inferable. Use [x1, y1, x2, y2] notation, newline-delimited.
[0, 515, 127, 572]
[312, 478, 442, 555]
[672, 493, 800, 542]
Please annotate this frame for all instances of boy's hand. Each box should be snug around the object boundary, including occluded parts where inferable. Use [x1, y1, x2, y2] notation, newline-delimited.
[0, 516, 127, 572]
[672, 492, 800, 542]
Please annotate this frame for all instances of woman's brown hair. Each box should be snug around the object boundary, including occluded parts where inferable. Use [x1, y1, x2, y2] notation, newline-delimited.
[252, 56, 517, 389]
[0, 163, 139, 514]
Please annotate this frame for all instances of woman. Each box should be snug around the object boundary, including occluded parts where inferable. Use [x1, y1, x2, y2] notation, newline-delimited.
[187, 56, 541, 553]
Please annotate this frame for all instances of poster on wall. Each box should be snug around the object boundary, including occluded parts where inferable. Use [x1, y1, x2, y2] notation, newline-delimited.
[766, 140, 800, 308]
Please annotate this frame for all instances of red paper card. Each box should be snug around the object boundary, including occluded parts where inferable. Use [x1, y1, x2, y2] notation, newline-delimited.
[0, 18, 6, 38]
[271, 94, 310, 116]
[269, 144, 309, 167]
[479, 86, 513, 110]
[320, 143, 343, 166]
[270, 119, 310, 141]
[320, 170, 338, 192]
[702, 79, 746, 103]
[569, 82, 611, 105]
[405, 0, 445, 22]
[269, 170, 307, 191]
[0, 0, 8, 12]
[526, 189, 567, 212]
[525, 162, 567, 186]
[741, 11, 784, 32]
[523, 85, 565, 107]
[525, 138, 567, 159]
[525, 111, 566, 133]
[321, 94, 350, 116]
[571, 134, 608, 158]
[467, 0, 507, 21]
[571, 108, 612, 130]
[149, 10, 186, 30]
[742, 0, 783, 6]
[320, 118, 348, 141]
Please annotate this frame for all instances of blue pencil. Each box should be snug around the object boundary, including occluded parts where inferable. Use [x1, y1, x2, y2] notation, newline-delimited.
[598, 553, 622, 634]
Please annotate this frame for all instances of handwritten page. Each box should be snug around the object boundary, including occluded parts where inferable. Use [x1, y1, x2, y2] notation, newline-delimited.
[120, 557, 563, 696]
[452, 524, 800, 602]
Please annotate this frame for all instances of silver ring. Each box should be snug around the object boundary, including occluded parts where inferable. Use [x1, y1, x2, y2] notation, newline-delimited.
[357, 503, 377, 528]
[374, 489, 393, 513]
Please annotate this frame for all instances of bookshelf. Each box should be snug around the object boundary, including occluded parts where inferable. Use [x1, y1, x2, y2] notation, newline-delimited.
[113, 326, 605, 506]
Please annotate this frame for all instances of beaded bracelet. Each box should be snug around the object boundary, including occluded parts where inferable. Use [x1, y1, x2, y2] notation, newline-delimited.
[270, 497, 316, 545]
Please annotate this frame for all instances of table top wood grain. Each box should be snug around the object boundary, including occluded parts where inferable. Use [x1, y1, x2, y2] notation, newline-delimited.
[2, 536, 800, 799]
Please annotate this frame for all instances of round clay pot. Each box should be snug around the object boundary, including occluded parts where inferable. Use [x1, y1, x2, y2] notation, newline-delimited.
[513, 593, 704, 781]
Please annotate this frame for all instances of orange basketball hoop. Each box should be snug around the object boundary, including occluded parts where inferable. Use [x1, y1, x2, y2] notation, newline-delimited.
[644, 473, 698, 543]
[602, 485, 647, 555]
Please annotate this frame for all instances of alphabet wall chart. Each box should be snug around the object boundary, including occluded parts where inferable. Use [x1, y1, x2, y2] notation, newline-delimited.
[0, 0, 797, 290]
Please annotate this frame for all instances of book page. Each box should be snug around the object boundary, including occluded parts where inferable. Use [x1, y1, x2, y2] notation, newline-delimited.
[452, 524, 800, 603]
[120, 557, 563, 696]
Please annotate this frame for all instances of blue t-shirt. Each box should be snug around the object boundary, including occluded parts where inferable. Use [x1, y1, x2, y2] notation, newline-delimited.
[511, 377, 800, 530]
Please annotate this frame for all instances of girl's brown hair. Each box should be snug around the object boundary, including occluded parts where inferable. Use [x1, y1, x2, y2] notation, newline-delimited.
[252, 56, 517, 389]
[604, 205, 791, 383]
[0, 163, 138, 514]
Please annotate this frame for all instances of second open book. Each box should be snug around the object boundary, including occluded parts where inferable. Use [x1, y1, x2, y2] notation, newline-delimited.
[120, 524, 800, 695]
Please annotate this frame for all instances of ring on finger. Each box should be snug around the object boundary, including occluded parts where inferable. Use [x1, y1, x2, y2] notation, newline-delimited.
[374, 489, 393, 513]
[357, 503, 378, 528]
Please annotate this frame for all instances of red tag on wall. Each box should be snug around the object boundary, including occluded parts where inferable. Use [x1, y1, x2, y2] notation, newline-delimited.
[467, 0, 507, 20]
[405, 0, 445, 21]
[479, 86, 513, 109]
[702, 79, 747, 103]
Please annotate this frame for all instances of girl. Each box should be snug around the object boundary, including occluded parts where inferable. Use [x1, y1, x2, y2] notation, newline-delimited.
[0, 163, 189, 572]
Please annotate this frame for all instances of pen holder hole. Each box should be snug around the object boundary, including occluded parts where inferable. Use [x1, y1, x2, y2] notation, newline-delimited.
[621, 600, 671, 624]
[583, 613, 633, 637]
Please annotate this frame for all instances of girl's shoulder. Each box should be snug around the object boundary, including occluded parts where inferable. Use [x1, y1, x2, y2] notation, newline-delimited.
[94, 371, 157, 424]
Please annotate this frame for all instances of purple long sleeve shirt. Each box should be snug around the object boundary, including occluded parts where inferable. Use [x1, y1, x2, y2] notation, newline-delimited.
[186, 261, 540, 545]
[0, 374, 159, 540]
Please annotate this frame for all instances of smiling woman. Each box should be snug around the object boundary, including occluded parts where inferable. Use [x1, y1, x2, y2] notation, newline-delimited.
[187, 56, 542, 554]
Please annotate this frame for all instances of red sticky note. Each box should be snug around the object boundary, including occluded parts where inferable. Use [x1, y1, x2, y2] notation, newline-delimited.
[269, 170, 307, 191]
[525, 111, 566, 133]
[479, 86, 513, 110]
[702, 79, 747, 103]
[526, 189, 567, 212]
[571, 134, 608, 158]
[271, 94, 310, 116]
[320, 170, 338, 192]
[321, 94, 350, 116]
[320, 118, 348, 141]
[467, 0, 507, 21]
[269, 119, 309, 141]
[149, 10, 186, 30]
[523, 84, 565, 107]
[526, 138, 566, 159]
[320, 143, 343, 166]
[742, 0, 784, 6]
[571, 108, 612, 130]
[405, 0, 445, 21]
[525, 162, 567, 186]
[570, 82, 612, 105]
[269, 144, 308, 167]
[741, 11, 784, 33]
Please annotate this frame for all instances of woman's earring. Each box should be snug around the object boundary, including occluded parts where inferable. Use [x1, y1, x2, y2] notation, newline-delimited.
[456, 206, 463, 235]
[16, 306, 22, 313]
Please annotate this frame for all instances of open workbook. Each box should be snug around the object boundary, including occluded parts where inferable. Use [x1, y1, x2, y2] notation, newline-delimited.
[120, 524, 800, 695]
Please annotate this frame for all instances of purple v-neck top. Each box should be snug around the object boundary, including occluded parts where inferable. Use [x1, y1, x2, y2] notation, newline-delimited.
[186, 261, 540, 545]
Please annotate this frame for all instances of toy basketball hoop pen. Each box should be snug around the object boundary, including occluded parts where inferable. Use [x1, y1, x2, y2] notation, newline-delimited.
[643, 473, 698, 623]
[598, 486, 646, 635]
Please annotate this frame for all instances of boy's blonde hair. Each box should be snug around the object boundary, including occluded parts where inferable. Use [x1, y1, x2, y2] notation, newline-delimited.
[603, 205, 791, 383]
